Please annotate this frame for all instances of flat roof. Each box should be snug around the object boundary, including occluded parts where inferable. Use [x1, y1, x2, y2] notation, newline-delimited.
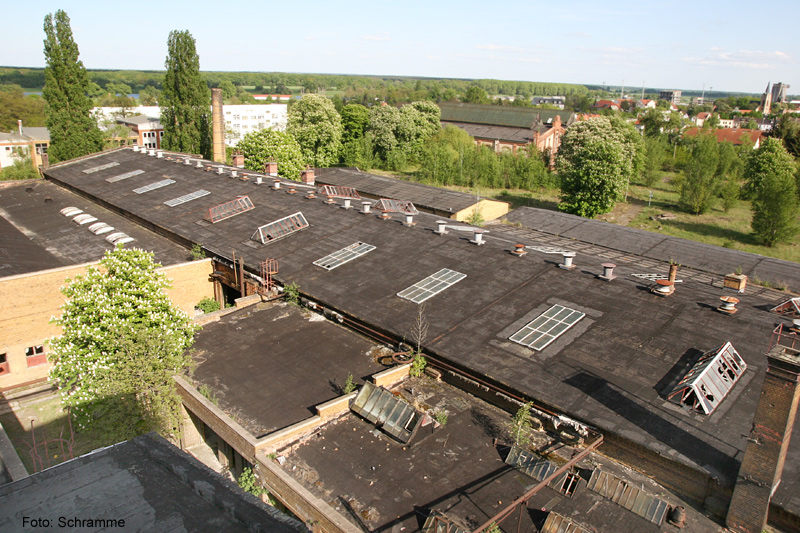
[0, 180, 190, 277]
[0, 432, 306, 532]
[41, 147, 800, 514]
[284, 378, 722, 532]
[314, 167, 484, 214]
[441, 121, 539, 143]
[192, 303, 383, 436]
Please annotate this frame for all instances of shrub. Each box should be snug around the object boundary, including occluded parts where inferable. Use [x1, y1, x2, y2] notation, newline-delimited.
[196, 297, 220, 314]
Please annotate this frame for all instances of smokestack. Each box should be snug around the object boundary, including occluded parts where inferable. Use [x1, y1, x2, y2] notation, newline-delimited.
[211, 88, 225, 163]
[18, 120, 23, 136]
[669, 263, 678, 282]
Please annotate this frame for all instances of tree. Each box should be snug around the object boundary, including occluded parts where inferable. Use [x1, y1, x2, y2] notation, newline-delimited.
[340, 103, 369, 144]
[138, 85, 161, 106]
[367, 102, 441, 167]
[745, 138, 799, 246]
[773, 114, 800, 159]
[556, 117, 643, 218]
[237, 129, 307, 180]
[287, 94, 343, 167]
[463, 85, 490, 104]
[106, 82, 132, 97]
[49, 247, 198, 441]
[0, 85, 46, 131]
[42, 10, 103, 163]
[219, 80, 236, 99]
[160, 30, 211, 159]
[678, 133, 720, 214]
[0, 150, 39, 181]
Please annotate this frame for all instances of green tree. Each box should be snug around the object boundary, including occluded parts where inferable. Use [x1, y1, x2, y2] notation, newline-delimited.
[773, 114, 800, 159]
[556, 117, 642, 218]
[219, 80, 236, 99]
[42, 10, 103, 163]
[508, 402, 535, 446]
[138, 85, 161, 106]
[49, 247, 198, 440]
[678, 133, 720, 214]
[745, 138, 799, 246]
[287, 94, 343, 167]
[106, 82, 132, 97]
[160, 30, 211, 159]
[0, 150, 39, 181]
[340, 103, 369, 144]
[367, 102, 441, 166]
[237, 129, 307, 180]
[0, 85, 46, 131]
[463, 85, 490, 104]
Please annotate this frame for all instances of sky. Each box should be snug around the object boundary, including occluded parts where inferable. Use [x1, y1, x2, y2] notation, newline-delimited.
[3, 0, 798, 95]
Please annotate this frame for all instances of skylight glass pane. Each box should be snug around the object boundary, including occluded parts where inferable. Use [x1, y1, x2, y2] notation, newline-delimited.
[134, 179, 175, 194]
[251, 212, 309, 244]
[510, 304, 584, 350]
[313, 242, 376, 270]
[397, 268, 466, 304]
[164, 189, 211, 207]
[83, 162, 119, 174]
[204, 196, 254, 223]
[106, 169, 144, 183]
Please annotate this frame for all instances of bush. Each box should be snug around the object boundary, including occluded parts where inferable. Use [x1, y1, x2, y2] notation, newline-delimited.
[196, 297, 220, 314]
[409, 354, 427, 377]
[283, 282, 300, 306]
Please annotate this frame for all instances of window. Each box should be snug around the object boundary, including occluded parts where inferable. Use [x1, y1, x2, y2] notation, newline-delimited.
[314, 242, 376, 270]
[397, 268, 466, 304]
[26, 345, 47, 367]
[233, 115, 240, 120]
[164, 189, 211, 207]
[509, 304, 584, 351]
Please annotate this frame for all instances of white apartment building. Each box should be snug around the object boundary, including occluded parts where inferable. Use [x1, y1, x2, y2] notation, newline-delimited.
[224, 104, 288, 146]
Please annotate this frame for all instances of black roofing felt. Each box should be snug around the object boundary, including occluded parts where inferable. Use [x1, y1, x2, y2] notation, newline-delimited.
[314, 167, 482, 213]
[440, 121, 540, 143]
[0, 432, 306, 532]
[42, 148, 800, 513]
[0, 180, 190, 277]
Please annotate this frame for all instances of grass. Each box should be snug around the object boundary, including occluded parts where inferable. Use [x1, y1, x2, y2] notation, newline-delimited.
[0, 394, 122, 474]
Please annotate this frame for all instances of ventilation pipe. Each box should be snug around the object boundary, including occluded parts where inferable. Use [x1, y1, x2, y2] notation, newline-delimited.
[272, 179, 281, 190]
[598, 263, 617, 281]
[230, 169, 238, 178]
[304, 189, 316, 199]
[435, 220, 448, 235]
[148, 149, 156, 156]
[216, 166, 225, 175]
[287, 185, 297, 194]
[133, 145, 140, 152]
[669, 263, 678, 282]
[256, 177, 263, 185]
[342, 198, 352, 209]
[470, 229, 485, 245]
[559, 252, 576, 270]
[379, 210, 391, 220]
[404, 213, 415, 226]
[718, 296, 739, 315]
[361, 201, 372, 214]
[512, 244, 527, 257]
[196, 161, 204, 168]
[184, 158, 192, 165]
[156, 150, 164, 158]
[211, 88, 225, 163]
[324, 195, 336, 205]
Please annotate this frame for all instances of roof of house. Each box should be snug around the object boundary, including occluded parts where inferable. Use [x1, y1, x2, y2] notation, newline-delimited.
[40, 147, 800, 517]
[116, 115, 161, 126]
[0, 432, 306, 532]
[684, 127, 764, 145]
[438, 102, 574, 129]
[314, 167, 487, 213]
[21, 127, 50, 142]
[0, 180, 190, 278]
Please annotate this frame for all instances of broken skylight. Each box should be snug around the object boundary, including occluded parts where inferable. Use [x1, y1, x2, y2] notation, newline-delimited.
[318, 185, 361, 199]
[509, 304, 584, 351]
[251, 212, 309, 244]
[351, 381, 419, 443]
[374, 198, 418, 215]
[397, 268, 466, 304]
[203, 196, 254, 223]
[505, 446, 579, 497]
[666, 342, 746, 415]
[313, 242, 375, 270]
[587, 469, 669, 526]
[770, 297, 800, 318]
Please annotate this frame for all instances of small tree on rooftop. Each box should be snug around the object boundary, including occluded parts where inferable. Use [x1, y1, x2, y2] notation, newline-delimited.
[508, 401, 535, 447]
[49, 246, 198, 442]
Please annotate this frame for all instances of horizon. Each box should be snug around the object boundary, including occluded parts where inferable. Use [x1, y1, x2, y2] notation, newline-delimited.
[2, 1, 797, 95]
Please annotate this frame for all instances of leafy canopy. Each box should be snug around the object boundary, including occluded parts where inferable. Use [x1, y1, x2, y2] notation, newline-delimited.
[49, 246, 198, 440]
[287, 94, 343, 167]
[237, 128, 307, 180]
[745, 138, 799, 246]
[42, 10, 103, 162]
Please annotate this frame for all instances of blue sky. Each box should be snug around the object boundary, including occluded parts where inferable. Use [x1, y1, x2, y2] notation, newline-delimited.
[3, 1, 797, 94]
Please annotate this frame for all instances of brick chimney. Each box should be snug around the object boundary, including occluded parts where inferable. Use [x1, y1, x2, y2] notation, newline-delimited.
[301, 167, 315, 186]
[211, 88, 225, 163]
[232, 152, 245, 168]
[265, 161, 278, 176]
[726, 342, 800, 532]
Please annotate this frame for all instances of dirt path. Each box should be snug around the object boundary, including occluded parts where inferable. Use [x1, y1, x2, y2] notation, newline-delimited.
[596, 200, 643, 226]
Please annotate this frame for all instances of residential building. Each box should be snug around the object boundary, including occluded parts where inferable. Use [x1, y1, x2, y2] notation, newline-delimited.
[253, 94, 293, 102]
[636, 99, 657, 109]
[117, 114, 164, 149]
[658, 90, 682, 105]
[0, 122, 50, 170]
[223, 104, 288, 146]
[592, 99, 621, 111]
[531, 95, 565, 108]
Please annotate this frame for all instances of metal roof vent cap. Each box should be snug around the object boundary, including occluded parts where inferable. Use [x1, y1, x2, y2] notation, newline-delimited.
[196, 161, 204, 168]
[132, 145, 140, 152]
[403, 213, 415, 226]
[230, 169, 238, 178]
[272, 179, 281, 190]
[304, 190, 317, 199]
[652, 279, 675, 296]
[287, 185, 297, 194]
[512, 244, 527, 257]
[435, 220, 448, 234]
[360, 201, 372, 214]
[324, 194, 336, 205]
[342, 198, 351, 209]
[156, 150, 164, 158]
[718, 296, 740, 315]
[470, 229, 485, 245]
[216, 166, 224, 175]
[558, 251, 576, 270]
[148, 149, 156, 156]
[598, 263, 617, 281]
[379, 209, 391, 220]
[184, 158, 192, 165]
[255, 176, 263, 185]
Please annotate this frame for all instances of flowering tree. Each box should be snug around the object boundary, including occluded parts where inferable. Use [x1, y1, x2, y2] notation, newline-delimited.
[287, 94, 343, 167]
[237, 129, 307, 181]
[49, 246, 197, 441]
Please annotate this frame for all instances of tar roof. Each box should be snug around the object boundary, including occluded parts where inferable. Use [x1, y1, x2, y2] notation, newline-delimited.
[314, 167, 482, 214]
[438, 102, 575, 129]
[0, 432, 306, 532]
[41, 147, 800, 512]
[441, 121, 540, 143]
[0, 180, 190, 277]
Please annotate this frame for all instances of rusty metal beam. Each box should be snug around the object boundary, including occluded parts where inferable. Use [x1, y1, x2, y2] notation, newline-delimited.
[471, 434, 604, 533]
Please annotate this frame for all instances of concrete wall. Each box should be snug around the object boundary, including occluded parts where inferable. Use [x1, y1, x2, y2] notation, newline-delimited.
[0, 259, 213, 391]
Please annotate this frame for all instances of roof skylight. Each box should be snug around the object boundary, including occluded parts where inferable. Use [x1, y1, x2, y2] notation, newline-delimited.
[134, 179, 175, 194]
[318, 185, 361, 199]
[82, 162, 119, 174]
[313, 242, 375, 270]
[351, 381, 420, 443]
[203, 196, 254, 223]
[666, 342, 746, 415]
[509, 304, 584, 351]
[587, 469, 669, 525]
[164, 189, 210, 207]
[251, 212, 309, 244]
[397, 268, 466, 304]
[106, 169, 144, 183]
[374, 198, 418, 215]
[770, 297, 800, 317]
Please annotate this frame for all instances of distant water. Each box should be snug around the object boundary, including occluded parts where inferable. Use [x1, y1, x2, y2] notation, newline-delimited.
[24, 92, 42, 96]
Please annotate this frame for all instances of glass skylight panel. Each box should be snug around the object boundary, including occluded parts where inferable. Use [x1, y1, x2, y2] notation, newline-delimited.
[164, 189, 210, 207]
[509, 304, 584, 350]
[397, 268, 466, 304]
[313, 242, 375, 270]
[106, 169, 144, 183]
[82, 162, 119, 174]
[666, 342, 746, 415]
[251, 212, 309, 244]
[203, 196, 254, 223]
[133, 179, 175, 194]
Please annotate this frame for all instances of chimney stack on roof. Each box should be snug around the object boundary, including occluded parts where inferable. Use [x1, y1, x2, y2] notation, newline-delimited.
[211, 88, 225, 163]
[301, 167, 315, 186]
[265, 161, 278, 176]
[232, 152, 245, 168]
[18, 120, 23, 136]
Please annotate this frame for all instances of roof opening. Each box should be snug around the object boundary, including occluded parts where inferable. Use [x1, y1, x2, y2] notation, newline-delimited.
[509, 304, 584, 351]
[203, 196, 254, 223]
[251, 212, 309, 244]
[313, 242, 375, 270]
[771, 297, 800, 317]
[164, 190, 211, 207]
[397, 268, 466, 304]
[134, 179, 175, 194]
[350, 381, 420, 443]
[374, 198, 418, 215]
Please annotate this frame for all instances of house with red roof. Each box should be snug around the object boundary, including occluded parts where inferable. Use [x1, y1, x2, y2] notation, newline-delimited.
[684, 127, 763, 148]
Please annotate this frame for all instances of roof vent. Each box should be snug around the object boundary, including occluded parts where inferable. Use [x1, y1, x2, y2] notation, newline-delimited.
[184, 158, 192, 165]
[718, 296, 739, 315]
[324, 194, 336, 205]
[360, 201, 372, 214]
[148, 149, 156, 156]
[304, 189, 317, 199]
[132, 145, 140, 152]
[216, 166, 224, 175]
[156, 150, 164, 158]
[651, 279, 675, 296]
[379, 209, 391, 220]
[598, 263, 617, 281]
[435, 220, 448, 234]
[195, 161, 204, 168]
[271, 179, 280, 190]
[342, 198, 352, 209]
[558, 252, 576, 270]
[512, 243, 527, 257]
[230, 169, 238, 178]
[256, 176, 263, 185]
[470, 229, 485, 245]
[403, 213, 415, 227]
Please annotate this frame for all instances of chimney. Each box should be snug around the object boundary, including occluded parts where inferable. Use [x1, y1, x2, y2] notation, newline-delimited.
[211, 88, 225, 163]
[727, 343, 800, 532]
[301, 167, 315, 186]
[265, 161, 278, 176]
[669, 263, 678, 282]
[233, 152, 245, 168]
[18, 119, 23, 136]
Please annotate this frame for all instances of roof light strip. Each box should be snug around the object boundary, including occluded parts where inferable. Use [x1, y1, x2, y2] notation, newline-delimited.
[203, 196, 255, 223]
[313, 242, 376, 270]
[509, 304, 584, 351]
[397, 268, 466, 304]
[164, 189, 210, 207]
[106, 169, 145, 183]
[82, 162, 119, 174]
[133, 179, 175, 194]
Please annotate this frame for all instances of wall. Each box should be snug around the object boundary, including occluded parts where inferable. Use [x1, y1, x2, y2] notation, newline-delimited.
[454, 199, 510, 223]
[0, 258, 213, 390]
